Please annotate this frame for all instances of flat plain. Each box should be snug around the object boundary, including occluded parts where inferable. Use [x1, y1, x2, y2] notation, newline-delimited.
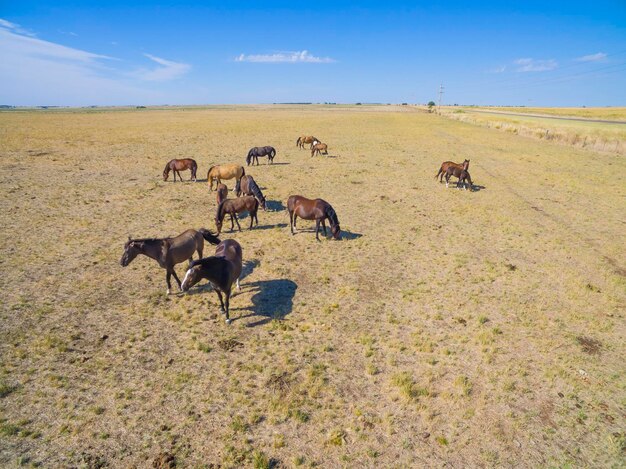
[0, 105, 624, 468]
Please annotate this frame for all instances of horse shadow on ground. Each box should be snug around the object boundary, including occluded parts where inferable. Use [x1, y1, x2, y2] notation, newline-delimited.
[266, 200, 286, 212]
[232, 278, 298, 327]
[291, 227, 362, 241]
[195, 178, 208, 183]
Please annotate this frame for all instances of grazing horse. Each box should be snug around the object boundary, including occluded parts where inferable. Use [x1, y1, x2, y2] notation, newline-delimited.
[181, 239, 243, 324]
[120, 228, 221, 295]
[435, 159, 469, 183]
[236, 175, 267, 210]
[287, 195, 341, 241]
[163, 158, 198, 182]
[445, 166, 474, 190]
[216, 183, 228, 205]
[246, 146, 276, 166]
[215, 196, 259, 234]
[311, 143, 328, 157]
[297, 136, 319, 149]
[207, 164, 245, 191]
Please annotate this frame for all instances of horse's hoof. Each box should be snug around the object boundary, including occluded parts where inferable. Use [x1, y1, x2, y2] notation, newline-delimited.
[166, 289, 171, 295]
[225, 318, 231, 325]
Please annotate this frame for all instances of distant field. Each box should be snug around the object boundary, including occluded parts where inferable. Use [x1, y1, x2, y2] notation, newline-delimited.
[467, 106, 626, 121]
[440, 106, 626, 155]
[1, 105, 624, 467]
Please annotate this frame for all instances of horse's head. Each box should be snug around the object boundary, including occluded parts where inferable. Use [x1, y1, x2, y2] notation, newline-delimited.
[214, 216, 223, 234]
[331, 223, 341, 240]
[120, 238, 141, 266]
[259, 196, 267, 211]
[181, 263, 203, 291]
[463, 159, 470, 170]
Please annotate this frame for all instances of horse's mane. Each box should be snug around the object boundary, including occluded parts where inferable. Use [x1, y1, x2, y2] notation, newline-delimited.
[216, 200, 227, 222]
[248, 177, 264, 201]
[189, 256, 225, 269]
[325, 205, 339, 228]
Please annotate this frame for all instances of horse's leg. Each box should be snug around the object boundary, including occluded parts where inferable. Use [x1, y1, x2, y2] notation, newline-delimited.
[236, 277, 241, 291]
[216, 290, 225, 312]
[166, 271, 172, 295]
[322, 219, 328, 236]
[171, 270, 182, 291]
[315, 220, 321, 241]
[224, 290, 231, 324]
[229, 213, 235, 231]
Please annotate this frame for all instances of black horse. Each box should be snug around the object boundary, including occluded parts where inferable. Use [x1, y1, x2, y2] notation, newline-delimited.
[246, 146, 276, 166]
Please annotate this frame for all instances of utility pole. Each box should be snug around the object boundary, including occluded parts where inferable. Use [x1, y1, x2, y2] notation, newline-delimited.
[438, 83, 444, 114]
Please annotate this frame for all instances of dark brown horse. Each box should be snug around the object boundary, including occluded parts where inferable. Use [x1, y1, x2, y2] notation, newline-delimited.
[236, 175, 267, 210]
[435, 159, 469, 183]
[215, 196, 259, 234]
[216, 183, 228, 205]
[445, 166, 474, 190]
[311, 142, 328, 157]
[181, 239, 243, 324]
[297, 135, 319, 149]
[163, 158, 198, 182]
[120, 228, 221, 294]
[287, 195, 341, 241]
[246, 146, 276, 166]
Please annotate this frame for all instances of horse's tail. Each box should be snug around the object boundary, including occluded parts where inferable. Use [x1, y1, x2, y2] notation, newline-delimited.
[207, 165, 215, 179]
[296, 137, 301, 146]
[241, 166, 245, 177]
[198, 228, 221, 245]
[235, 177, 241, 195]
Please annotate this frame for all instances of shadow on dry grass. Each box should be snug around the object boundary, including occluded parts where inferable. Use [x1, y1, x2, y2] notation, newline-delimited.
[233, 278, 298, 326]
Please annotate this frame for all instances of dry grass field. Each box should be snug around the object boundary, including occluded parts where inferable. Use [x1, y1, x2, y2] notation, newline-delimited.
[440, 106, 626, 156]
[0, 105, 625, 468]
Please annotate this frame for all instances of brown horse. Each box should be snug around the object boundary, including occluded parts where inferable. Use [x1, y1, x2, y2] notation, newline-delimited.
[216, 183, 228, 205]
[297, 135, 319, 149]
[207, 164, 245, 191]
[181, 239, 243, 324]
[215, 196, 259, 234]
[236, 175, 267, 210]
[311, 143, 328, 157]
[120, 228, 221, 295]
[445, 166, 474, 190]
[287, 195, 341, 241]
[163, 158, 197, 182]
[435, 159, 469, 183]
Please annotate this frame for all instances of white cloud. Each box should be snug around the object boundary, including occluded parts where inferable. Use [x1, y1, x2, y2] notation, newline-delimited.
[0, 23, 159, 105]
[0, 18, 36, 37]
[131, 54, 191, 81]
[488, 65, 506, 73]
[575, 52, 607, 62]
[235, 50, 335, 63]
[514, 58, 558, 72]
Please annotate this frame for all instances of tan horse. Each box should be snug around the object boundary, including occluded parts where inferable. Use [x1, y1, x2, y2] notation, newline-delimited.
[311, 142, 328, 157]
[207, 164, 245, 191]
[297, 135, 319, 149]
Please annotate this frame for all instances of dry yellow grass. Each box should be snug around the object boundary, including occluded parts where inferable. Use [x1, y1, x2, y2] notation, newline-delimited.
[439, 106, 626, 155]
[0, 105, 625, 467]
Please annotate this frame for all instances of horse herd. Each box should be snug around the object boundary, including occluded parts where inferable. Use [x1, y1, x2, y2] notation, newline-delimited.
[123, 138, 341, 323]
[125, 138, 476, 324]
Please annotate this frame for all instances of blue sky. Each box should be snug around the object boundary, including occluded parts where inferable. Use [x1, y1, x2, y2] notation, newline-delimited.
[1, 1, 625, 106]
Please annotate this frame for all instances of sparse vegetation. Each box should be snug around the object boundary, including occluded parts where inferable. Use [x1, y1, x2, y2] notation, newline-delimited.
[0, 104, 623, 467]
